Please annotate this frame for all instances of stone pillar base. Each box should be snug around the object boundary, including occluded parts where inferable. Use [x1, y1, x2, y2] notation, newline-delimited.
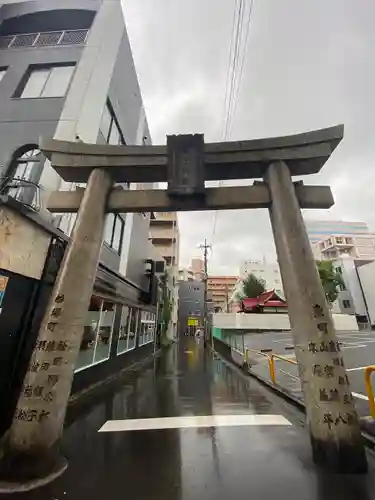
[0, 447, 67, 493]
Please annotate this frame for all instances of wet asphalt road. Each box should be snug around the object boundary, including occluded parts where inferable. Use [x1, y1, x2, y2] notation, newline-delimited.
[6, 338, 375, 500]
[244, 330, 375, 417]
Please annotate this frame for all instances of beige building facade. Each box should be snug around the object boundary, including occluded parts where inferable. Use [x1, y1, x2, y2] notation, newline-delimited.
[149, 212, 180, 339]
[312, 233, 375, 261]
[207, 275, 238, 312]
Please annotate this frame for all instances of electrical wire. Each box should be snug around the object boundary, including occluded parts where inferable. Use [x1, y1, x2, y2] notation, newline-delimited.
[223, 0, 245, 141]
[211, 0, 256, 253]
[227, 0, 255, 138]
[211, 0, 256, 259]
[219, 0, 240, 141]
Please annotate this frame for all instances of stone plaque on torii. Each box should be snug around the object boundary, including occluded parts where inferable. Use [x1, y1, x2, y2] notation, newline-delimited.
[1, 125, 367, 490]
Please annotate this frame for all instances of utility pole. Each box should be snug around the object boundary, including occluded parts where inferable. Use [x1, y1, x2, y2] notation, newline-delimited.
[199, 239, 211, 344]
[225, 283, 230, 313]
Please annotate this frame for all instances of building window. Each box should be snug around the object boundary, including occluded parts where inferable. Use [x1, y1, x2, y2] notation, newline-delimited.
[17, 65, 75, 98]
[117, 306, 138, 354]
[336, 237, 343, 244]
[99, 102, 125, 145]
[2, 147, 41, 206]
[103, 213, 125, 254]
[75, 297, 117, 372]
[335, 266, 342, 274]
[139, 311, 156, 346]
[343, 300, 351, 309]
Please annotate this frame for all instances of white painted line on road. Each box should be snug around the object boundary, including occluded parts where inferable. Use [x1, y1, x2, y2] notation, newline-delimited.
[352, 392, 369, 401]
[341, 344, 367, 350]
[347, 366, 368, 372]
[98, 414, 292, 432]
[273, 339, 292, 343]
[341, 335, 373, 340]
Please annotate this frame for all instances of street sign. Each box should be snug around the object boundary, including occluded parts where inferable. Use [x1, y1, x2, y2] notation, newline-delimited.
[188, 318, 199, 326]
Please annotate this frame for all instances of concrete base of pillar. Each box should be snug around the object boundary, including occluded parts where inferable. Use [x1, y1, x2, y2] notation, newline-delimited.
[0, 447, 67, 492]
[310, 434, 368, 473]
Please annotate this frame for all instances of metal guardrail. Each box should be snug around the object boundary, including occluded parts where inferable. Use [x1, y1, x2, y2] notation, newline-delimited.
[216, 333, 375, 418]
[245, 348, 298, 387]
[247, 348, 375, 419]
[364, 366, 375, 418]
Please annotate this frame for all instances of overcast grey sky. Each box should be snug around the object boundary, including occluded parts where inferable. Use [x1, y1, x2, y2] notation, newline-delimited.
[122, 0, 374, 274]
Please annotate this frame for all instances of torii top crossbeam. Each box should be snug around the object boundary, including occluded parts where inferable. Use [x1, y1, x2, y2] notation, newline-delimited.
[41, 125, 343, 185]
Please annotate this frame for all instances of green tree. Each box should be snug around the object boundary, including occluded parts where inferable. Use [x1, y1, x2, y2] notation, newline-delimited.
[236, 273, 266, 300]
[317, 260, 344, 304]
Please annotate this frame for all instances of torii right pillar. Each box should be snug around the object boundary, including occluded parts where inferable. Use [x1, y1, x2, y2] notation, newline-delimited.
[265, 160, 367, 473]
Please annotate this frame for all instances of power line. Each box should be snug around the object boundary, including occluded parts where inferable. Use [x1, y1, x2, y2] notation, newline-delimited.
[211, 0, 246, 253]
[223, 0, 245, 141]
[228, 0, 255, 137]
[219, 0, 240, 141]
[211, 0, 256, 258]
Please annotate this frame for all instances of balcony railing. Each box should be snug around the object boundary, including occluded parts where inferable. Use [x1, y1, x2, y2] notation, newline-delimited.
[0, 177, 45, 212]
[0, 29, 89, 49]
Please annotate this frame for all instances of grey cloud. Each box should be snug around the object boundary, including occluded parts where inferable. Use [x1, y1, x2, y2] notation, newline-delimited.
[123, 0, 375, 273]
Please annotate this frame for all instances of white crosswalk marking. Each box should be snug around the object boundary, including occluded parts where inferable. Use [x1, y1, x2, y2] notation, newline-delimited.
[99, 414, 292, 432]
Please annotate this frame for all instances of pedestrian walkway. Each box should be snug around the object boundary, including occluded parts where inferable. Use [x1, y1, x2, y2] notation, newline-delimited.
[6, 338, 375, 500]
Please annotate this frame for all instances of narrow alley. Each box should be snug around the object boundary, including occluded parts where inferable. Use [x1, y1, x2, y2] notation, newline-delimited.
[5, 339, 375, 500]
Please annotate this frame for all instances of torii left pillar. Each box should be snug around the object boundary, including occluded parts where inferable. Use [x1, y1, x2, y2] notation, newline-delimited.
[0, 169, 112, 491]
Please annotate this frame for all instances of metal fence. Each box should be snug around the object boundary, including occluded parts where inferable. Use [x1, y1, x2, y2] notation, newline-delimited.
[0, 29, 88, 49]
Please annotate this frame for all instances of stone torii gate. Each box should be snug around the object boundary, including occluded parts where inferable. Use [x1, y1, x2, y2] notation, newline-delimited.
[1, 125, 367, 489]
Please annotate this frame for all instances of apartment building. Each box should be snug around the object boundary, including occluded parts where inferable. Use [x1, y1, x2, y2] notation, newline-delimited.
[191, 257, 205, 281]
[177, 280, 204, 334]
[312, 234, 375, 262]
[178, 267, 194, 281]
[304, 219, 370, 244]
[149, 212, 179, 266]
[0, 0, 160, 434]
[207, 275, 238, 312]
[239, 260, 284, 297]
[149, 211, 180, 338]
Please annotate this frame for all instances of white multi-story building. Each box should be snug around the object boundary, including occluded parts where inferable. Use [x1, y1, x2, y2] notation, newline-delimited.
[331, 256, 375, 328]
[304, 219, 370, 244]
[178, 267, 194, 281]
[239, 260, 284, 297]
[312, 234, 375, 262]
[304, 220, 375, 329]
